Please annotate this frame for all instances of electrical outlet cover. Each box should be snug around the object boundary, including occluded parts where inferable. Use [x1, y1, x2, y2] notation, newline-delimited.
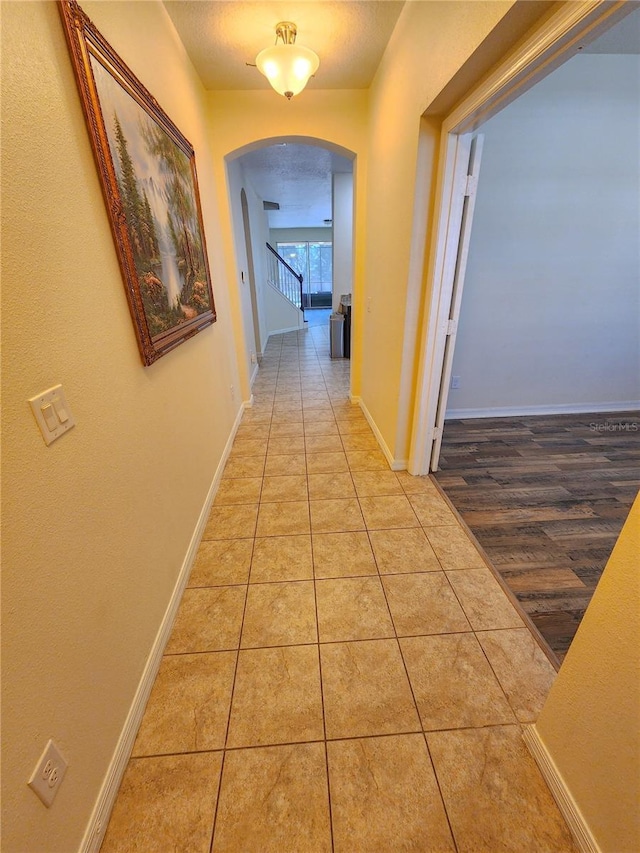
[28, 740, 68, 807]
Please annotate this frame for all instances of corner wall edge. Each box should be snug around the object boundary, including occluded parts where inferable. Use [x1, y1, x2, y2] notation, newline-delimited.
[522, 724, 601, 853]
[352, 395, 407, 471]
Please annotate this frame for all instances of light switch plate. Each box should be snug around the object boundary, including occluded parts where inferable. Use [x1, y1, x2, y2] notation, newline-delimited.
[29, 385, 76, 446]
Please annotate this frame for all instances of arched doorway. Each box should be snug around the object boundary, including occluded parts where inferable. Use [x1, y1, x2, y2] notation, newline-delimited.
[225, 136, 356, 380]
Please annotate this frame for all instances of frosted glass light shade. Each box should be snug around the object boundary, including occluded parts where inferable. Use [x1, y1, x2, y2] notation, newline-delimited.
[256, 43, 320, 99]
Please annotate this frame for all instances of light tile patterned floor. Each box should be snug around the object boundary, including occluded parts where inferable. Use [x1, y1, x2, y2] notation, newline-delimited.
[101, 324, 578, 853]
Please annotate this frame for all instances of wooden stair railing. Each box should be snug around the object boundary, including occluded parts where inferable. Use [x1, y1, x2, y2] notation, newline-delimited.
[265, 242, 305, 315]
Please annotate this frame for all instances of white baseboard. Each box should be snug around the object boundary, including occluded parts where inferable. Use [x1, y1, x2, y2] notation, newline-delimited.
[445, 401, 640, 420]
[266, 322, 305, 337]
[250, 361, 259, 387]
[79, 401, 248, 853]
[351, 395, 407, 471]
[522, 725, 601, 853]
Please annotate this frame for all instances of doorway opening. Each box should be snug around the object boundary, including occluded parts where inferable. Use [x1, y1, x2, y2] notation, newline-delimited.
[226, 138, 355, 378]
[410, 1, 637, 476]
[408, 1, 639, 662]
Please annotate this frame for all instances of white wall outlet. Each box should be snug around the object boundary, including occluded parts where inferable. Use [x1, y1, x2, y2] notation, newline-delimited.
[451, 375, 461, 389]
[29, 384, 75, 446]
[28, 740, 68, 807]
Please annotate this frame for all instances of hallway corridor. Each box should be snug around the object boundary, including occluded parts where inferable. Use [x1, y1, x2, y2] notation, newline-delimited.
[101, 326, 578, 852]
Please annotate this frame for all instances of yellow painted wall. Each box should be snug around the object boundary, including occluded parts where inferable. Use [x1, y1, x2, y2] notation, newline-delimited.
[362, 0, 516, 461]
[1, 2, 242, 850]
[535, 492, 640, 852]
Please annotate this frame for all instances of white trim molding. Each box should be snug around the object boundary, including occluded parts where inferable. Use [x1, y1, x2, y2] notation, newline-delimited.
[266, 324, 306, 337]
[523, 724, 602, 853]
[449, 0, 631, 134]
[446, 401, 640, 420]
[79, 401, 249, 853]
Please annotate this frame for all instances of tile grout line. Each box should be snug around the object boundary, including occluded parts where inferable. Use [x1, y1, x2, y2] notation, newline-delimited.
[312, 521, 336, 853]
[207, 383, 275, 853]
[421, 729, 461, 853]
[308, 324, 337, 853]
[440, 562, 524, 727]
[371, 512, 463, 851]
[371, 526, 465, 852]
[129, 719, 533, 762]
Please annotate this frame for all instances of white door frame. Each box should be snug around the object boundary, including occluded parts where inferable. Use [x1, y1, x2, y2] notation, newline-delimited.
[429, 133, 484, 472]
[408, 0, 632, 475]
[240, 188, 262, 359]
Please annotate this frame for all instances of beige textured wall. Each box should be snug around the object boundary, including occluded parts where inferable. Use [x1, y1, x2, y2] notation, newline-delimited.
[535, 493, 640, 853]
[1, 2, 241, 850]
[362, 0, 515, 461]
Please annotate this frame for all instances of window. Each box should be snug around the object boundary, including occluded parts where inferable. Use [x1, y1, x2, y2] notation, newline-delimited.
[277, 242, 333, 294]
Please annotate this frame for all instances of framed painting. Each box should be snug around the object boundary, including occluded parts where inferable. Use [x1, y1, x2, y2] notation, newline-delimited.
[59, 0, 216, 365]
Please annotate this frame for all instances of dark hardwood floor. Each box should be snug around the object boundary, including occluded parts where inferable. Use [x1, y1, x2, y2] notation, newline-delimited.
[433, 411, 640, 662]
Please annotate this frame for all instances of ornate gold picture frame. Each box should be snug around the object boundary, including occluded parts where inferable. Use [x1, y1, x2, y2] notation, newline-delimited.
[59, 0, 216, 365]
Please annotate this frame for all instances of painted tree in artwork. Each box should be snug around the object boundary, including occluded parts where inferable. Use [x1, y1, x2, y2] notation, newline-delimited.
[113, 113, 175, 334]
[113, 114, 159, 266]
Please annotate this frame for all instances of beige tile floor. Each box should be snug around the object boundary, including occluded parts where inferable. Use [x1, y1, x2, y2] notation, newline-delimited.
[101, 323, 579, 853]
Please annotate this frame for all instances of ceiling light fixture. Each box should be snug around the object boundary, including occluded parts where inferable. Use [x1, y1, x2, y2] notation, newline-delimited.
[255, 22, 319, 100]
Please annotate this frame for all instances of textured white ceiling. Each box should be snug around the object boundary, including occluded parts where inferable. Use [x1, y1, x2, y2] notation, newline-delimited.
[162, 2, 391, 229]
[238, 142, 352, 228]
[163, 0, 405, 91]
[164, 2, 637, 231]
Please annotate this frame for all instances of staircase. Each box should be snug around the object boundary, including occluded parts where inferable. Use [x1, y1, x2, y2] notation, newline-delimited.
[265, 242, 305, 317]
